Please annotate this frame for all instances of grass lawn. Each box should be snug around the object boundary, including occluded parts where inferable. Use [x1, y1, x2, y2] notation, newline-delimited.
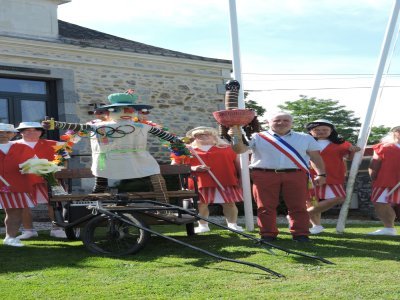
[0, 222, 399, 300]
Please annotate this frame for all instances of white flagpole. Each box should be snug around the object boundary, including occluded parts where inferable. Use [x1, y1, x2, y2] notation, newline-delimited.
[228, 0, 254, 231]
[336, 0, 400, 233]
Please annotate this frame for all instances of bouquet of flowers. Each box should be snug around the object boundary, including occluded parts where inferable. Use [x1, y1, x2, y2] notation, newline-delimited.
[19, 158, 67, 195]
[52, 130, 82, 166]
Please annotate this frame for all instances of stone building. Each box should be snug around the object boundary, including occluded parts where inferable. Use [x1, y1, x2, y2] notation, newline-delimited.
[0, 0, 232, 172]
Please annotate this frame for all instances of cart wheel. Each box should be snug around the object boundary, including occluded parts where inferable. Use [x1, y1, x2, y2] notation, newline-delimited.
[83, 213, 150, 256]
[186, 223, 195, 236]
[65, 227, 81, 240]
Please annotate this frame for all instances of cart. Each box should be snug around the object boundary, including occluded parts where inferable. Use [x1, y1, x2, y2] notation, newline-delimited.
[50, 165, 333, 277]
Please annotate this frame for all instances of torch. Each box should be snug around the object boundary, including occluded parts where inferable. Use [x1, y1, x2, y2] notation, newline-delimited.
[213, 80, 255, 153]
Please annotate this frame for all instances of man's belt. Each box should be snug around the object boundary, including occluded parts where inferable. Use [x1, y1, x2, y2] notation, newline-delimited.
[251, 168, 301, 173]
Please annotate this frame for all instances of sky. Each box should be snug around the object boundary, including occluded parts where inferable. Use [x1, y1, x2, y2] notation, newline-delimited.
[58, 0, 400, 127]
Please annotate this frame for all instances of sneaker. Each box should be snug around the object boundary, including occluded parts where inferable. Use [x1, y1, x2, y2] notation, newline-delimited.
[367, 228, 397, 236]
[194, 224, 210, 234]
[293, 235, 310, 242]
[50, 229, 67, 238]
[227, 223, 244, 232]
[309, 225, 324, 235]
[3, 237, 24, 247]
[17, 230, 39, 239]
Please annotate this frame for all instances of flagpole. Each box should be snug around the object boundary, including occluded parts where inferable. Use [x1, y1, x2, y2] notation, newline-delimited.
[336, 0, 400, 233]
[228, 0, 254, 231]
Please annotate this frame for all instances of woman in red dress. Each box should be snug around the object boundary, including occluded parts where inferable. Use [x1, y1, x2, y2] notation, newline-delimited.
[367, 125, 400, 236]
[173, 126, 243, 233]
[0, 123, 37, 247]
[306, 120, 360, 234]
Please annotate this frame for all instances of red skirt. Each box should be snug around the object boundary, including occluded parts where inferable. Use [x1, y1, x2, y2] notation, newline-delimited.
[33, 183, 49, 204]
[371, 187, 400, 204]
[315, 184, 346, 200]
[0, 192, 36, 209]
[198, 186, 243, 204]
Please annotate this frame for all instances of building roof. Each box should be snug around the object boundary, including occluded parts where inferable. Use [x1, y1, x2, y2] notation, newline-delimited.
[58, 20, 231, 64]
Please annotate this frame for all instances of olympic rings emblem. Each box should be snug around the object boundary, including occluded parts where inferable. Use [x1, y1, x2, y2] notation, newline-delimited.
[95, 125, 136, 138]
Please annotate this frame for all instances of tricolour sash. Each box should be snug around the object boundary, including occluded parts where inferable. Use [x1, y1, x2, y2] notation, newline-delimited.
[258, 132, 309, 173]
[258, 131, 318, 206]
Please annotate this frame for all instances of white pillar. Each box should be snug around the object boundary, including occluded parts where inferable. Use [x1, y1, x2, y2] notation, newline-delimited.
[336, 0, 400, 233]
[228, 0, 254, 231]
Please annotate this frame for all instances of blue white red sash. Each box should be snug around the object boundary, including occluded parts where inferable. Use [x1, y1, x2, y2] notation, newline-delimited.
[258, 132, 309, 174]
[258, 132, 318, 205]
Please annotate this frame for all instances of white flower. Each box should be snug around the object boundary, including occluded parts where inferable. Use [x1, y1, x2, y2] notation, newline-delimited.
[19, 158, 64, 175]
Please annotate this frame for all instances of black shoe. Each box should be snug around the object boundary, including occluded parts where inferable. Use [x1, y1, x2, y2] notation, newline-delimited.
[293, 235, 310, 242]
[261, 236, 277, 242]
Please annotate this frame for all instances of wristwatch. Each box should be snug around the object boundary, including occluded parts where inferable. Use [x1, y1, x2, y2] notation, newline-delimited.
[317, 174, 327, 177]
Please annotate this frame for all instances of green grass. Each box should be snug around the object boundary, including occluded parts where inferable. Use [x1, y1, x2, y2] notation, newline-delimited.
[1, 223, 399, 300]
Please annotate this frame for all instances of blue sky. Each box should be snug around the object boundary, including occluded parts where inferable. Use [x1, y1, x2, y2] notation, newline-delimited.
[58, 0, 400, 127]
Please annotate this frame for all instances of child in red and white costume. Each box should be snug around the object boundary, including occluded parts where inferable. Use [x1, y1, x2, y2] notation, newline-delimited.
[367, 125, 400, 236]
[0, 123, 37, 247]
[173, 126, 243, 233]
[306, 120, 360, 234]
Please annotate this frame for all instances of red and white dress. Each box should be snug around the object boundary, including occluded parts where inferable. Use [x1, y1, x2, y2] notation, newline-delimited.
[187, 145, 242, 204]
[311, 140, 353, 200]
[370, 143, 400, 204]
[14, 139, 58, 204]
[0, 143, 37, 209]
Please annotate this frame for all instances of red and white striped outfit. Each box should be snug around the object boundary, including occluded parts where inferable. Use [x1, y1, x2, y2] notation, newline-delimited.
[315, 184, 346, 200]
[311, 141, 352, 200]
[187, 146, 243, 204]
[0, 143, 37, 209]
[14, 139, 58, 203]
[371, 143, 400, 204]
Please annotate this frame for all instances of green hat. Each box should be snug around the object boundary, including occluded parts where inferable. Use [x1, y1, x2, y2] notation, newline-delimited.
[95, 89, 153, 112]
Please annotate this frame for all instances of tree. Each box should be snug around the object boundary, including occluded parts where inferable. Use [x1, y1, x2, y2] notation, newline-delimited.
[368, 125, 390, 144]
[278, 96, 361, 143]
[244, 92, 266, 117]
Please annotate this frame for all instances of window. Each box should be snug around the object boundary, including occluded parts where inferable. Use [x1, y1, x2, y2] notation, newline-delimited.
[0, 77, 58, 139]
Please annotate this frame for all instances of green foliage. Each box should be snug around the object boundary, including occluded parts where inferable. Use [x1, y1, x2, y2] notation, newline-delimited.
[278, 96, 361, 143]
[368, 125, 390, 144]
[244, 92, 266, 117]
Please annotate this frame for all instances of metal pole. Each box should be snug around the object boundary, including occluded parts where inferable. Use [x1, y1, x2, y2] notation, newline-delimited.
[336, 0, 400, 233]
[228, 0, 254, 231]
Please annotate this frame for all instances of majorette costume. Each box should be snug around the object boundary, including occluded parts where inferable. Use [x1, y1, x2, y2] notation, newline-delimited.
[14, 122, 59, 204]
[0, 124, 36, 209]
[179, 141, 243, 204]
[371, 142, 400, 204]
[311, 141, 352, 199]
[306, 119, 354, 200]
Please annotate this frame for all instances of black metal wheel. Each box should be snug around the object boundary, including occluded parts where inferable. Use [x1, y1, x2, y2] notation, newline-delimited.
[83, 213, 150, 256]
[65, 227, 81, 240]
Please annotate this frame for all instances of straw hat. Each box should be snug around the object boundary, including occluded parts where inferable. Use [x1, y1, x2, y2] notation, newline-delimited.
[0, 123, 18, 132]
[186, 126, 219, 138]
